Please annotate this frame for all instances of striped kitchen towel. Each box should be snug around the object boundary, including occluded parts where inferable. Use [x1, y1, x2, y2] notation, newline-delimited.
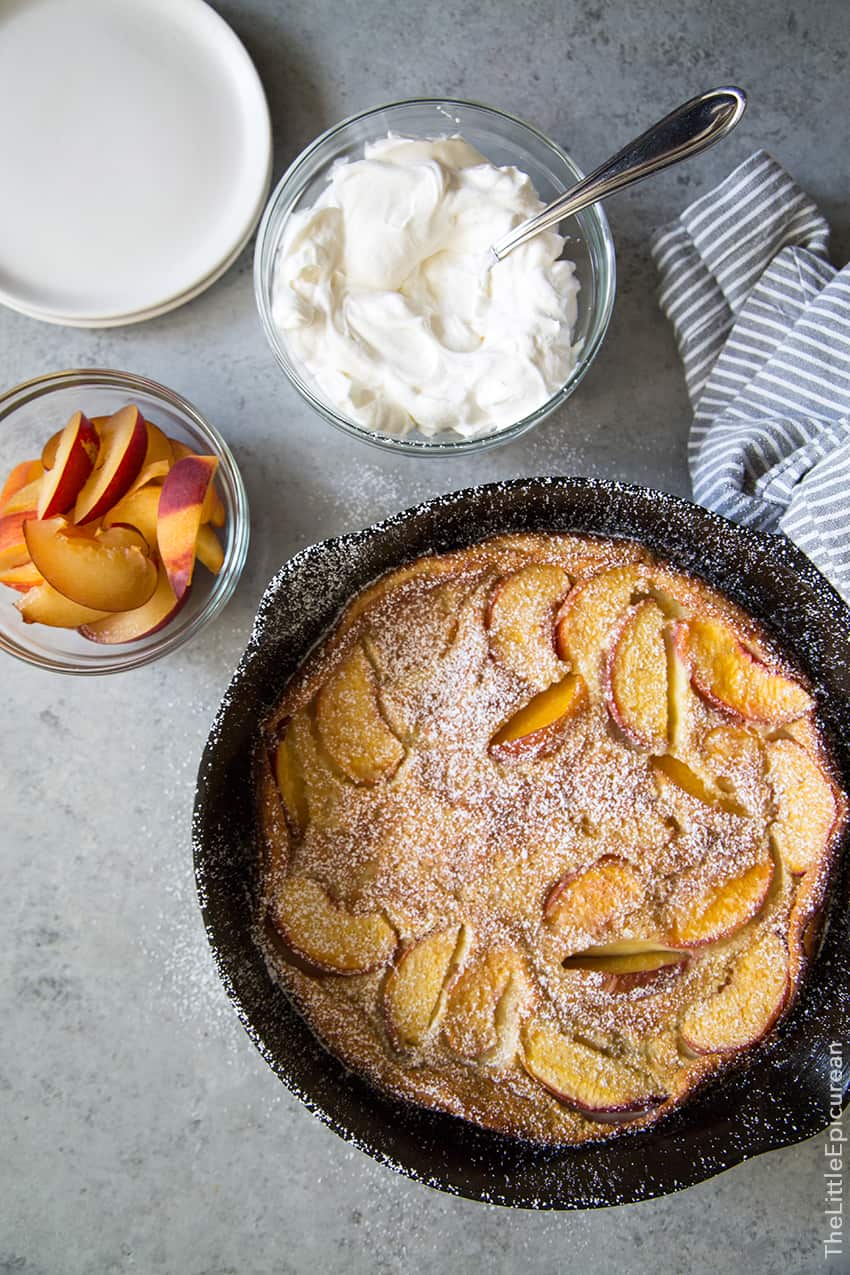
[651, 150, 850, 605]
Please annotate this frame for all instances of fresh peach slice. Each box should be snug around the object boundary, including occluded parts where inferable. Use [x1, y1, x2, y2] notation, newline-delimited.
[272, 876, 396, 975]
[544, 856, 644, 935]
[605, 599, 668, 749]
[651, 753, 747, 817]
[123, 459, 170, 499]
[562, 944, 687, 993]
[156, 455, 218, 598]
[0, 458, 42, 507]
[555, 565, 647, 695]
[24, 516, 157, 612]
[141, 420, 173, 467]
[274, 727, 309, 835]
[37, 411, 99, 518]
[487, 563, 571, 689]
[0, 510, 36, 571]
[489, 672, 587, 758]
[667, 859, 774, 947]
[383, 925, 470, 1049]
[79, 562, 183, 643]
[73, 405, 148, 524]
[442, 946, 532, 1065]
[523, 1022, 666, 1121]
[1, 474, 43, 515]
[196, 524, 224, 574]
[315, 645, 404, 784]
[0, 561, 43, 592]
[102, 485, 160, 552]
[171, 438, 225, 525]
[674, 618, 812, 723]
[767, 737, 838, 874]
[17, 581, 111, 627]
[679, 929, 789, 1054]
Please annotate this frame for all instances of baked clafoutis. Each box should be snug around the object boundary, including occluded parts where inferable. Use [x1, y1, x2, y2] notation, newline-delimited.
[255, 534, 846, 1144]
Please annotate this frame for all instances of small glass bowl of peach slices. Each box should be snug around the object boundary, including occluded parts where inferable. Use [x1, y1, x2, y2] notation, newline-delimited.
[0, 370, 248, 673]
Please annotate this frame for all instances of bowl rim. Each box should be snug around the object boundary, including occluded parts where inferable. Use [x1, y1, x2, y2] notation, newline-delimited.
[253, 96, 617, 455]
[0, 367, 250, 674]
[194, 475, 850, 1209]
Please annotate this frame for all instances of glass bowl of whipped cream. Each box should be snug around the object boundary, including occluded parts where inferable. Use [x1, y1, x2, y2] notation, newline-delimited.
[254, 99, 616, 454]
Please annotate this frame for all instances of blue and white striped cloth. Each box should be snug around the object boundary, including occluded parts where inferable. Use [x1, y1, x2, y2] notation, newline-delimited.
[652, 151, 850, 604]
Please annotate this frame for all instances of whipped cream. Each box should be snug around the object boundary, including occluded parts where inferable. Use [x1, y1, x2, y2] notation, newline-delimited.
[272, 135, 580, 440]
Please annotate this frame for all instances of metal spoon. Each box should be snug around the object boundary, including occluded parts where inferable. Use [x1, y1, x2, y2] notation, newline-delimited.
[489, 87, 747, 262]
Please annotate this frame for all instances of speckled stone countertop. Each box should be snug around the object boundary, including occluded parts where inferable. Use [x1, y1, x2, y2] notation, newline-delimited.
[2, 1, 847, 1271]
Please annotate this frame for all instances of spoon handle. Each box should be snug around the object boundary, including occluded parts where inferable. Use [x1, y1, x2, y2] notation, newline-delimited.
[490, 87, 747, 261]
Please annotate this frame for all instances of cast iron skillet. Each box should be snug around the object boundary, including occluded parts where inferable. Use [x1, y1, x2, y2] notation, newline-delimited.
[193, 477, 850, 1209]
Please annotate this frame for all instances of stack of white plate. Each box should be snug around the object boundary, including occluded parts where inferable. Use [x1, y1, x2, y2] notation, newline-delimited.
[0, 0, 272, 328]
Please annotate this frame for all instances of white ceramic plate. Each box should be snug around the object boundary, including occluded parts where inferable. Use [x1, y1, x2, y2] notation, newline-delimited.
[0, 0, 271, 326]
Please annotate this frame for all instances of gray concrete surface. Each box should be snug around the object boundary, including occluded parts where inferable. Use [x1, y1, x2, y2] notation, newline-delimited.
[2, 1, 848, 1271]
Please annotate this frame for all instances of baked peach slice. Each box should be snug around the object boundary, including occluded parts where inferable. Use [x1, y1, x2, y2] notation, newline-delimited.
[274, 727, 309, 835]
[673, 618, 812, 724]
[562, 942, 687, 993]
[73, 405, 148, 524]
[17, 581, 110, 627]
[0, 458, 42, 508]
[767, 737, 839, 874]
[650, 753, 747, 817]
[37, 411, 99, 518]
[24, 517, 157, 612]
[0, 510, 36, 571]
[383, 924, 471, 1049]
[489, 672, 587, 758]
[79, 562, 184, 643]
[679, 929, 789, 1054]
[315, 645, 404, 784]
[157, 455, 218, 598]
[667, 859, 774, 948]
[442, 946, 533, 1066]
[604, 599, 668, 750]
[555, 565, 647, 695]
[272, 876, 396, 975]
[544, 856, 644, 936]
[0, 561, 43, 592]
[487, 563, 571, 689]
[523, 1022, 666, 1121]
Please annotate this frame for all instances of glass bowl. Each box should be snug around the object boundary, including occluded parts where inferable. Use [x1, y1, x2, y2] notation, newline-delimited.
[254, 98, 616, 455]
[0, 368, 249, 674]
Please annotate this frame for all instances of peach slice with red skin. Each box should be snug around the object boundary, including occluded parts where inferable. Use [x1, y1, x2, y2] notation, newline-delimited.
[79, 562, 183, 643]
[0, 458, 42, 508]
[523, 1022, 666, 1122]
[767, 737, 839, 874]
[383, 925, 469, 1049]
[17, 581, 111, 627]
[170, 438, 226, 525]
[271, 876, 397, 975]
[156, 455, 219, 598]
[673, 618, 812, 724]
[486, 563, 571, 689]
[0, 510, 37, 571]
[73, 405, 148, 524]
[442, 946, 532, 1064]
[37, 411, 99, 518]
[489, 672, 587, 758]
[562, 943, 687, 993]
[605, 598, 668, 750]
[315, 645, 404, 784]
[544, 856, 644, 936]
[24, 516, 157, 612]
[666, 858, 774, 948]
[679, 929, 789, 1054]
[0, 561, 43, 592]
